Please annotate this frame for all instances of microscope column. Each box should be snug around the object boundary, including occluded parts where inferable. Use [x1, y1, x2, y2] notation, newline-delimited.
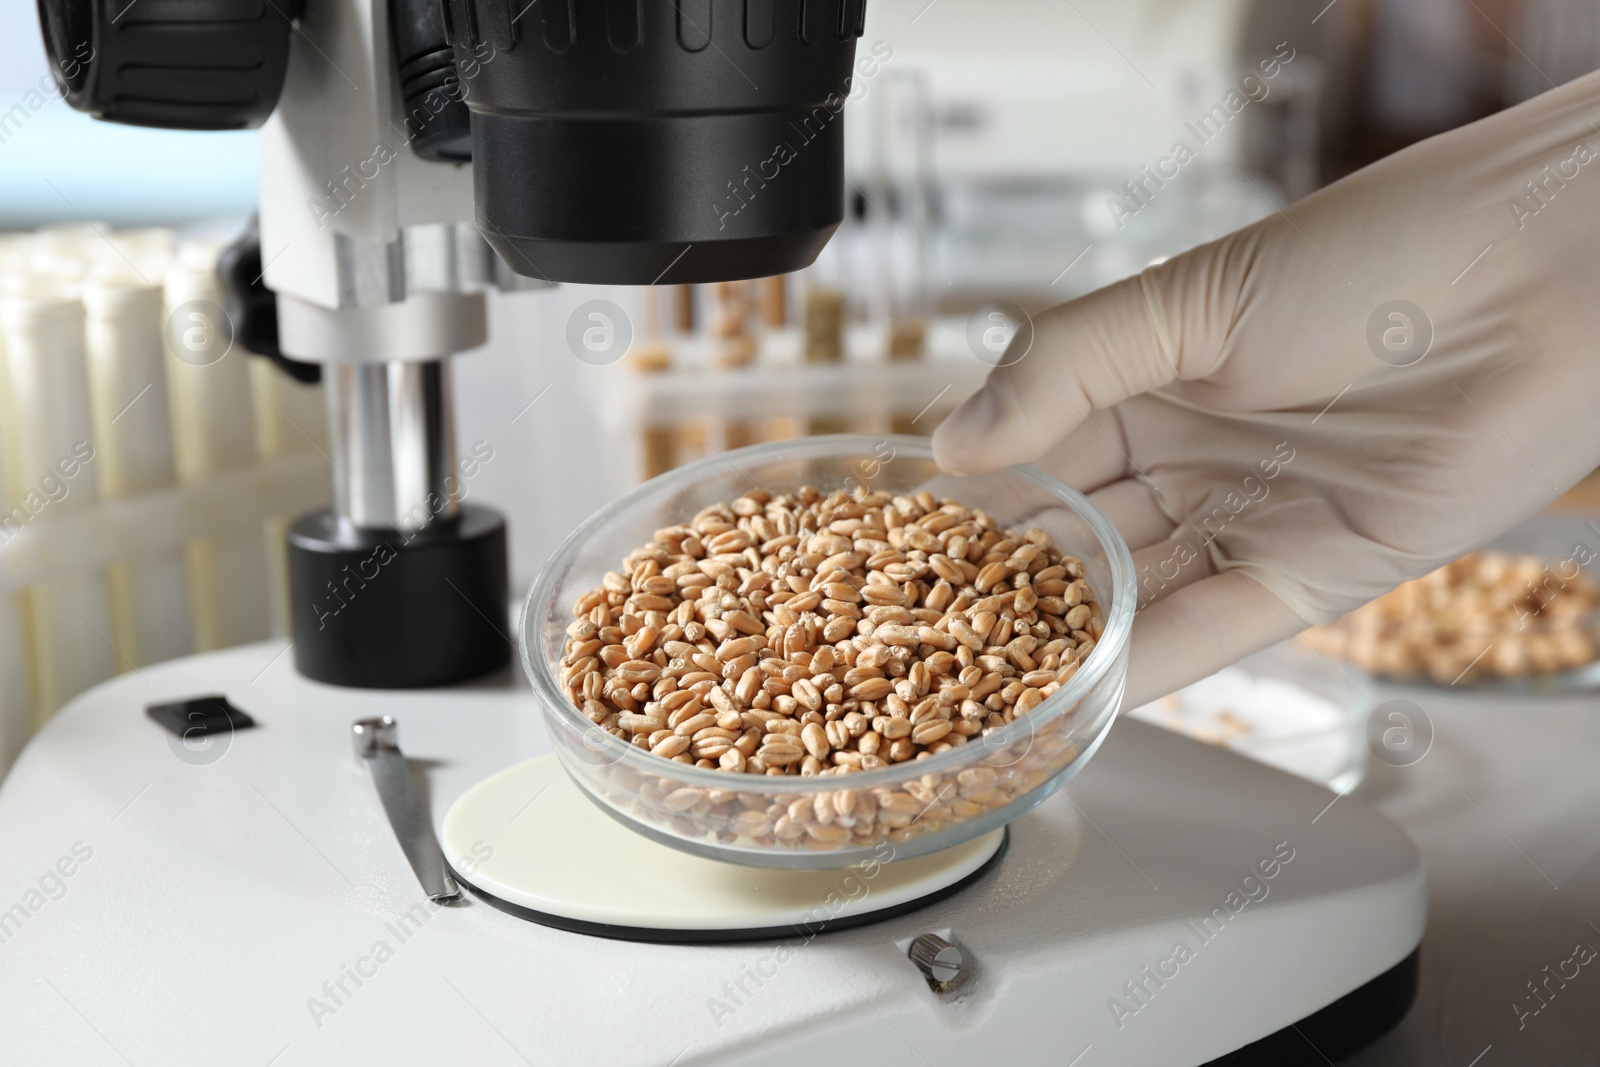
[285, 358, 508, 688]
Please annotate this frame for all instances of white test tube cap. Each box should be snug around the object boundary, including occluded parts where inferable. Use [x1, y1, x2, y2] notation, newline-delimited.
[175, 239, 223, 271]
[83, 271, 163, 320]
[0, 275, 84, 322]
[166, 241, 224, 305]
[32, 222, 111, 247]
[23, 248, 88, 284]
[93, 231, 175, 285]
[26, 226, 100, 279]
[111, 227, 176, 259]
[0, 290, 86, 394]
[0, 232, 31, 264]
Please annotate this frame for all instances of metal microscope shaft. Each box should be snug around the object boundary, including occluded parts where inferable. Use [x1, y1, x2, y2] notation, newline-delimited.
[325, 359, 459, 532]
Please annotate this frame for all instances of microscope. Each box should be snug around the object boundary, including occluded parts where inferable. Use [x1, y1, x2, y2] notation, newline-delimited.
[29, 7, 1431, 1063]
[38, 0, 862, 686]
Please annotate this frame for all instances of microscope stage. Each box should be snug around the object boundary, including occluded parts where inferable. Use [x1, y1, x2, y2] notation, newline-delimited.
[442, 754, 1009, 941]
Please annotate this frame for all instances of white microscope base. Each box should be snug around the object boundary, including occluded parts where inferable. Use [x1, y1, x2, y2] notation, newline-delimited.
[0, 643, 1424, 1067]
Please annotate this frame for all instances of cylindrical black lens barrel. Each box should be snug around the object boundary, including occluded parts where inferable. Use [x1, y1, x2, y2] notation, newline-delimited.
[444, 0, 864, 284]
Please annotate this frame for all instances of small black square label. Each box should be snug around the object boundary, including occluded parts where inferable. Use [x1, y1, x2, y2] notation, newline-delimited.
[146, 695, 256, 738]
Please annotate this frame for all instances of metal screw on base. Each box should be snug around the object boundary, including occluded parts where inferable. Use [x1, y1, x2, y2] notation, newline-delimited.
[909, 933, 969, 992]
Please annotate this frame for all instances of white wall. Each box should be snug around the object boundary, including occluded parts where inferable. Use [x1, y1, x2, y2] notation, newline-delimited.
[455, 285, 617, 595]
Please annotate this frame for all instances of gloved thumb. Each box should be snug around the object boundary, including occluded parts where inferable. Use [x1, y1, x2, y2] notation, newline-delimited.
[932, 272, 1180, 475]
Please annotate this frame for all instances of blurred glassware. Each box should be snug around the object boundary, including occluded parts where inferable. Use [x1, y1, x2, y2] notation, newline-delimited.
[1129, 641, 1371, 794]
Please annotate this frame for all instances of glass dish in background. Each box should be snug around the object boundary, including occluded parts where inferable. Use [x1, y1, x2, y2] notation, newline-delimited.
[521, 434, 1137, 870]
[1129, 641, 1371, 794]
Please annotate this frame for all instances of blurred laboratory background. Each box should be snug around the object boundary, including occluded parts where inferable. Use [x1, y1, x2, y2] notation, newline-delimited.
[0, 0, 1593, 775]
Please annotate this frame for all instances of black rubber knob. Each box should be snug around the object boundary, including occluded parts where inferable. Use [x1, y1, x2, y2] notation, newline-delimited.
[391, 0, 472, 161]
[37, 0, 303, 130]
[217, 215, 323, 385]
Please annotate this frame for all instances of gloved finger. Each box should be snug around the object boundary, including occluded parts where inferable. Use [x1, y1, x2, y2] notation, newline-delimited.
[933, 275, 1175, 475]
[1030, 408, 1135, 494]
[1129, 532, 1217, 603]
[1087, 479, 1177, 554]
[1120, 571, 1303, 709]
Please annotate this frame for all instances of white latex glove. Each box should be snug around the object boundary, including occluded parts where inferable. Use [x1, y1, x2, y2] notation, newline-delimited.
[933, 70, 1600, 708]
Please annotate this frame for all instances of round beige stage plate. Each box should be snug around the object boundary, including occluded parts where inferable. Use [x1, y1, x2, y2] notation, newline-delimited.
[441, 755, 1008, 942]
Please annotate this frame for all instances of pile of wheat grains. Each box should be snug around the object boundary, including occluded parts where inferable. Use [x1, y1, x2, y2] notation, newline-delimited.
[1302, 551, 1599, 683]
[559, 487, 1103, 791]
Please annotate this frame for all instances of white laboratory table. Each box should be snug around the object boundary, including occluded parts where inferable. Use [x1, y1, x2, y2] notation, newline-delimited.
[0, 636, 1594, 1066]
[1345, 678, 1600, 1067]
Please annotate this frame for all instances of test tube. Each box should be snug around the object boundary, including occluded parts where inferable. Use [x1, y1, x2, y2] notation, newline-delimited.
[706, 281, 759, 448]
[759, 276, 788, 330]
[247, 341, 327, 638]
[708, 281, 757, 370]
[0, 280, 117, 723]
[671, 284, 696, 333]
[84, 271, 192, 668]
[630, 287, 677, 480]
[801, 244, 850, 435]
[884, 69, 934, 364]
[629, 285, 671, 373]
[641, 427, 677, 480]
[801, 263, 845, 367]
[0, 255, 31, 768]
[165, 243, 271, 650]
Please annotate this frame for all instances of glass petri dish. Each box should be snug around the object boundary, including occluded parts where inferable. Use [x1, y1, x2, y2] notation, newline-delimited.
[520, 434, 1137, 869]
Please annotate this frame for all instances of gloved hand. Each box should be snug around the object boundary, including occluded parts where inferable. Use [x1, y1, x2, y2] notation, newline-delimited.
[933, 70, 1600, 708]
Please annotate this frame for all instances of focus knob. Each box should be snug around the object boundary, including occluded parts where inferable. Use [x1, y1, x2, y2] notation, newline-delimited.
[36, 0, 302, 129]
[908, 933, 969, 991]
